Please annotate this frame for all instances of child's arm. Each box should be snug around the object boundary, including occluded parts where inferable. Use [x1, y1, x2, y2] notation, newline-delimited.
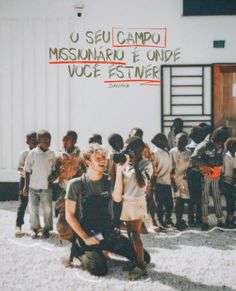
[190, 142, 207, 168]
[112, 160, 127, 202]
[48, 157, 61, 185]
[17, 151, 26, 176]
[22, 172, 30, 196]
[170, 168, 179, 194]
[170, 150, 179, 197]
[22, 152, 33, 196]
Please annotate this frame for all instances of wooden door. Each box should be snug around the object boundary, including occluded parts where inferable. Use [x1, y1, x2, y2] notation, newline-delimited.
[214, 64, 236, 135]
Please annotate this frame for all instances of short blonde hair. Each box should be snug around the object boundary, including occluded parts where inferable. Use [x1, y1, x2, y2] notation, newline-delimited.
[81, 143, 107, 162]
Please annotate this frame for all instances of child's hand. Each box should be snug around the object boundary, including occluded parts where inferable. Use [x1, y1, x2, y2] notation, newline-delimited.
[116, 155, 129, 173]
[22, 187, 29, 196]
[199, 166, 214, 176]
[173, 190, 180, 198]
[18, 167, 24, 177]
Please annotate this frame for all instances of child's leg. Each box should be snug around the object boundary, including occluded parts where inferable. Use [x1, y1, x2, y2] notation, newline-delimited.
[175, 197, 184, 223]
[175, 198, 188, 230]
[188, 198, 195, 225]
[211, 178, 223, 220]
[40, 189, 53, 230]
[155, 184, 165, 225]
[126, 220, 145, 269]
[187, 169, 195, 223]
[163, 185, 173, 224]
[195, 178, 203, 224]
[186, 199, 192, 224]
[16, 195, 28, 227]
[106, 233, 151, 265]
[223, 182, 235, 220]
[202, 177, 210, 223]
[113, 201, 122, 228]
[146, 193, 157, 221]
[196, 197, 202, 224]
[29, 188, 41, 231]
[16, 177, 28, 227]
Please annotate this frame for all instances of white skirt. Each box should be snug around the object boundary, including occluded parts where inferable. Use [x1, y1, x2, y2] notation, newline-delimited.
[120, 196, 148, 222]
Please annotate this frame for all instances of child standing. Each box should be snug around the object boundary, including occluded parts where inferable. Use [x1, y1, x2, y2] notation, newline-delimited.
[191, 127, 227, 231]
[168, 118, 188, 149]
[15, 131, 37, 237]
[151, 133, 173, 229]
[129, 127, 158, 231]
[23, 130, 56, 238]
[222, 138, 236, 228]
[55, 130, 84, 192]
[113, 136, 153, 280]
[170, 133, 191, 230]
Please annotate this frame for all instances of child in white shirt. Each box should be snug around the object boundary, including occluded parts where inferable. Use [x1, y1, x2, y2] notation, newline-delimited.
[23, 130, 56, 238]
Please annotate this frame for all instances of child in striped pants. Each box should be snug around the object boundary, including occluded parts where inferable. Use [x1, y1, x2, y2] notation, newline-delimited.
[191, 127, 228, 231]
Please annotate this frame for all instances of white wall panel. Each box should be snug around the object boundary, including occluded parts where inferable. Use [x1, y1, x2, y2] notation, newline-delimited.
[34, 18, 47, 131]
[57, 18, 70, 144]
[11, 20, 24, 169]
[23, 19, 37, 134]
[1, 20, 12, 171]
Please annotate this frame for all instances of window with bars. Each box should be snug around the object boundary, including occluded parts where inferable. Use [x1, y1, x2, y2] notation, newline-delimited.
[161, 64, 213, 136]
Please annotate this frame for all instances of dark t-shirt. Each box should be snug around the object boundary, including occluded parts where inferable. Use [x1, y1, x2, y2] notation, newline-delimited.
[191, 140, 223, 167]
[65, 173, 113, 218]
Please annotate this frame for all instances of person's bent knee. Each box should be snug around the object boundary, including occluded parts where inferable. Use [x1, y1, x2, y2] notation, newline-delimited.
[80, 251, 108, 276]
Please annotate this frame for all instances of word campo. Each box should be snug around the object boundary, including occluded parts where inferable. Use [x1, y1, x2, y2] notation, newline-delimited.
[69, 28, 167, 47]
[112, 27, 166, 47]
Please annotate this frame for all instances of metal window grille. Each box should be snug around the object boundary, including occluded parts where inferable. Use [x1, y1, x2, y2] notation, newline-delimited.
[161, 64, 213, 135]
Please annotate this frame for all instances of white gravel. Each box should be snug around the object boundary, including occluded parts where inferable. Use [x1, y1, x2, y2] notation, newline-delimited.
[0, 201, 236, 291]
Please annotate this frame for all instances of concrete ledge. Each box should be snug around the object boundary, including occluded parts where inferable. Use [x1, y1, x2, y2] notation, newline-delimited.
[0, 182, 62, 201]
[0, 182, 19, 201]
[0, 183, 228, 210]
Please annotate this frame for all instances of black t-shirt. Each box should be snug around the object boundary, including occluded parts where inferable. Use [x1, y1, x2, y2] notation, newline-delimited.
[65, 173, 113, 219]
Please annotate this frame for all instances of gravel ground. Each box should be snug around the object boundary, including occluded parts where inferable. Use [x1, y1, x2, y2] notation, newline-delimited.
[0, 201, 236, 291]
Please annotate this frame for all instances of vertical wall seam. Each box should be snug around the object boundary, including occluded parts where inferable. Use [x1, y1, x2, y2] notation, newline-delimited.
[22, 19, 25, 144]
[0, 20, 3, 169]
[44, 16, 48, 129]
[33, 18, 36, 130]
[10, 20, 14, 169]
[56, 17, 60, 144]
[68, 17, 73, 130]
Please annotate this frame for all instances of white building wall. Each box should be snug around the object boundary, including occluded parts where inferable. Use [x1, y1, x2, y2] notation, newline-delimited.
[0, 0, 236, 181]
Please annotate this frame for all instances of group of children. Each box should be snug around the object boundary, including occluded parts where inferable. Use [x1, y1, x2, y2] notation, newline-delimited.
[15, 122, 236, 240]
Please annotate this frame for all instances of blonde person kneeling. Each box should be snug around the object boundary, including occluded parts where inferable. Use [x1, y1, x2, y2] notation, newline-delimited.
[112, 136, 153, 280]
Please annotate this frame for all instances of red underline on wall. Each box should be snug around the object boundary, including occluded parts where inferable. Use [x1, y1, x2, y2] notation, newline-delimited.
[48, 60, 127, 65]
[104, 79, 161, 85]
